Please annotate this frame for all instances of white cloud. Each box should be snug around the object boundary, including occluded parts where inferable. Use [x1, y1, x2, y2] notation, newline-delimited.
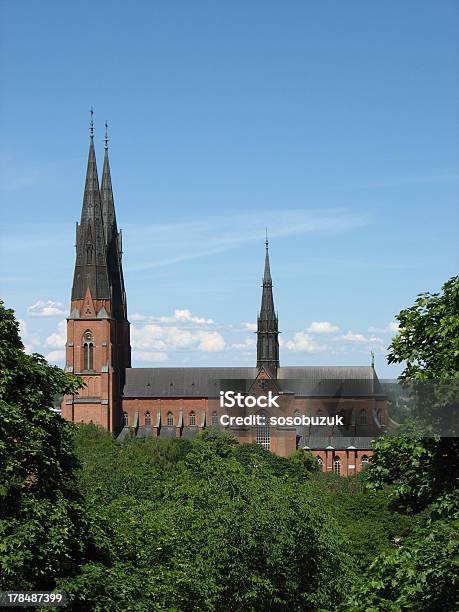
[336, 331, 384, 345]
[368, 321, 399, 333]
[162, 309, 214, 325]
[17, 318, 40, 353]
[28, 300, 66, 317]
[132, 350, 169, 363]
[241, 322, 257, 331]
[231, 337, 256, 350]
[130, 309, 214, 326]
[286, 332, 325, 353]
[307, 321, 339, 334]
[196, 331, 225, 351]
[130, 321, 225, 355]
[45, 320, 67, 348]
[45, 350, 65, 364]
[130, 312, 148, 322]
[338, 331, 367, 343]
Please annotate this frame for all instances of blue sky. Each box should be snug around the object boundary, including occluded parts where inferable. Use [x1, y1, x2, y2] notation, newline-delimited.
[1, 1, 458, 377]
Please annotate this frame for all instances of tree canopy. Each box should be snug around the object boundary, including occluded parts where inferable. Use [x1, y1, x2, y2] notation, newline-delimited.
[0, 300, 87, 590]
[356, 276, 459, 609]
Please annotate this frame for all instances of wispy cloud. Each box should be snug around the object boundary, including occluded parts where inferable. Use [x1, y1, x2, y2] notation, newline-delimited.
[240, 322, 257, 332]
[231, 337, 256, 351]
[307, 321, 339, 334]
[368, 321, 399, 333]
[132, 351, 169, 363]
[124, 208, 369, 272]
[347, 172, 459, 190]
[335, 331, 384, 346]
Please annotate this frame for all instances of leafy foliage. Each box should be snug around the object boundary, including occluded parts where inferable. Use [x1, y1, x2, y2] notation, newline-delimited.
[388, 275, 459, 381]
[60, 431, 351, 610]
[364, 435, 459, 513]
[355, 276, 459, 610]
[346, 520, 458, 611]
[303, 473, 417, 573]
[0, 300, 87, 589]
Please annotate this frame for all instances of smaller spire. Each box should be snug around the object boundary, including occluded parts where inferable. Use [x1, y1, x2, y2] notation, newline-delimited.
[89, 106, 94, 139]
[263, 231, 272, 285]
[257, 236, 279, 374]
[104, 120, 109, 150]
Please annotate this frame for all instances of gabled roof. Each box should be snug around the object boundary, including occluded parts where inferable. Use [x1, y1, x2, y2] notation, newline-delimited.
[123, 365, 382, 398]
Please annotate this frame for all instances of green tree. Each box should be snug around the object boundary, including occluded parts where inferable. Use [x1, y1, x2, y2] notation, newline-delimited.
[303, 473, 417, 574]
[388, 275, 459, 381]
[365, 276, 459, 513]
[73, 424, 193, 505]
[61, 436, 351, 611]
[345, 520, 458, 611]
[350, 277, 459, 611]
[0, 300, 87, 590]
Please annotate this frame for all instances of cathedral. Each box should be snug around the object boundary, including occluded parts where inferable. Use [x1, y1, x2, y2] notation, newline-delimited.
[61, 123, 388, 474]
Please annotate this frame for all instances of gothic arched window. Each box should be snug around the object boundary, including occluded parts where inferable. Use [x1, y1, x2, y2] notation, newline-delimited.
[317, 456, 324, 471]
[145, 411, 151, 427]
[361, 454, 369, 470]
[256, 412, 270, 449]
[212, 410, 218, 425]
[358, 409, 367, 425]
[189, 411, 196, 426]
[83, 330, 94, 371]
[167, 412, 174, 426]
[333, 455, 341, 475]
[123, 411, 129, 426]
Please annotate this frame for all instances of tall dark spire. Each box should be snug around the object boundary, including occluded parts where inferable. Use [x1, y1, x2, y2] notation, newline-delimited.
[100, 122, 127, 319]
[71, 112, 110, 300]
[100, 121, 117, 245]
[257, 234, 279, 375]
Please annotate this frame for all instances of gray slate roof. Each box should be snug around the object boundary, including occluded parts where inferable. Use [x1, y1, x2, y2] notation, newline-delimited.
[123, 366, 382, 398]
[301, 436, 374, 450]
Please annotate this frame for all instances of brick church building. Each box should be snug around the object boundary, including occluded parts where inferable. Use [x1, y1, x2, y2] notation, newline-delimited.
[61, 124, 388, 474]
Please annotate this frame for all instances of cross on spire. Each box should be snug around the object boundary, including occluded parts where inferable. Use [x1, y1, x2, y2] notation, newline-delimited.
[89, 106, 94, 139]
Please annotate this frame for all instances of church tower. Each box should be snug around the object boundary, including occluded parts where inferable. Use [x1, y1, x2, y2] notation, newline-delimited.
[61, 114, 131, 433]
[256, 236, 280, 376]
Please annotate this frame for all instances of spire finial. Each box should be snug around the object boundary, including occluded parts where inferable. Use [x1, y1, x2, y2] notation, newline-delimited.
[104, 120, 109, 150]
[371, 350, 375, 367]
[89, 106, 94, 139]
[265, 227, 269, 250]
